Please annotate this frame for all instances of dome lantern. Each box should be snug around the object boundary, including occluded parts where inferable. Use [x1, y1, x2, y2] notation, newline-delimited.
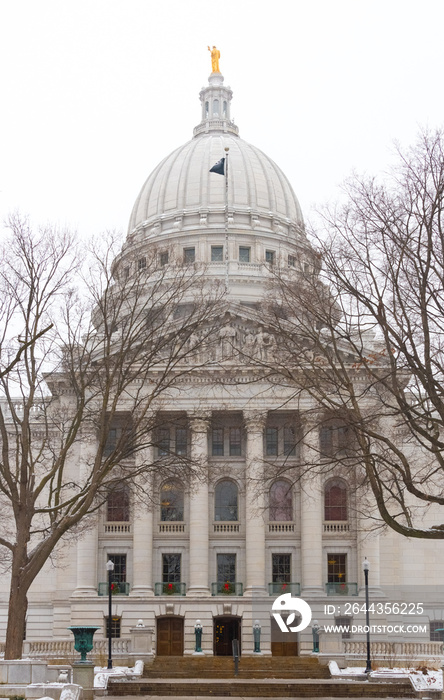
[193, 73, 239, 138]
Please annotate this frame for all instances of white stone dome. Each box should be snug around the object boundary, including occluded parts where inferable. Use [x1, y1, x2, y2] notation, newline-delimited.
[128, 74, 304, 239]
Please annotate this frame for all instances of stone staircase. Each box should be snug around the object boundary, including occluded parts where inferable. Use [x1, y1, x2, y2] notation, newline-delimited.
[107, 656, 416, 697]
[141, 655, 330, 679]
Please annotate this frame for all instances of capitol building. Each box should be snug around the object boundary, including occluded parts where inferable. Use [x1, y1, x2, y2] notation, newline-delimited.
[3, 60, 444, 662]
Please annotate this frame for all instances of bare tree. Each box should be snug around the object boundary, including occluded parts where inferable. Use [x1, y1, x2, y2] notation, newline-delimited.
[0, 215, 224, 658]
[256, 129, 444, 539]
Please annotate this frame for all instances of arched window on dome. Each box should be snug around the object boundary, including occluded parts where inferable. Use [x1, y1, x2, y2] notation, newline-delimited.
[324, 479, 348, 522]
[269, 480, 293, 521]
[160, 480, 184, 521]
[205, 101, 209, 118]
[107, 484, 130, 522]
[215, 480, 238, 521]
[223, 101, 227, 117]
[213, 99, 219, 116]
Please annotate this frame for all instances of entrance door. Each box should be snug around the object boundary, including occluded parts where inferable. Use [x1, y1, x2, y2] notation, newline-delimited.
[270, 615, 298, 656]
[214, 616, 241, 656]
[156, 617, 184, 656]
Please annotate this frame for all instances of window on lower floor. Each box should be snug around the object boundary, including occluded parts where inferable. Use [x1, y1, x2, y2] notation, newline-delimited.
[109, 554, 127, 583]
[212, 428, 224, 456]
[229, 427, 241, 456]
[325, 479, 348, 521]
[335, 616, 352, 639]
[430, 621, 444, 641]
[162, 553, 181, 583]
[288, 255, 296, 268]
[160, 251, 169, 266]
[217, 553, 236, 583]
[105, 616, 121, 639]
[272, 554, 291, 583]
[327, 553, 347, 583]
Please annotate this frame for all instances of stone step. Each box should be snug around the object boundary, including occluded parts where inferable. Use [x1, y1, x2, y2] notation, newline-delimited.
[143, 655, 330, 679]
[108, 678, 415, 697]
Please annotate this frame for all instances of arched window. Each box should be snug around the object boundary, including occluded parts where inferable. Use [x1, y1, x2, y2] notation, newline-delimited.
[160, 481, 184, 521]
[107, 484, 130, 522]
[213, 99, 219, 116]
[269, 480, 292, 521]
[324, 479, 348, 521]
[215, 480, 238, 521]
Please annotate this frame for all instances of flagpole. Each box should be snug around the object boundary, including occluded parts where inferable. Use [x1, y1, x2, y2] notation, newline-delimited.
[224, 146, 229, 291]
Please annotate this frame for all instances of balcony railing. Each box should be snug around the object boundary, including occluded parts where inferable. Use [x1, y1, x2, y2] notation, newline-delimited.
[325, 582, 358, 596]
[213, 522, 240, 533]
[158, 523, 186, 533]
[323, 521, 350, 533]
[268, 582, 301, 596]
[268, 522, 295, 533]
[98, 581, 130, 596]
[154, 582, 186, 596]
[211, 582, 243, 596]
[104, 522, 132, 534]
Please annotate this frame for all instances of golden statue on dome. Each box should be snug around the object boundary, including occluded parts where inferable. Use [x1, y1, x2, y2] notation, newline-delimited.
[208, 45, 221, 73]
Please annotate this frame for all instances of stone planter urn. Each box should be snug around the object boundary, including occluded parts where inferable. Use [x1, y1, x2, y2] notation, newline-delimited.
[68, 626, 100, 663]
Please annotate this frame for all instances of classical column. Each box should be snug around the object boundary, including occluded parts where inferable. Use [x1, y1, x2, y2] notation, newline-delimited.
[244, 412, 267, 597]
[72, 426, 99, 597]
[187, 416, 210, 596]
[131, 445, 154, 596]
[300, 414, 324, 597]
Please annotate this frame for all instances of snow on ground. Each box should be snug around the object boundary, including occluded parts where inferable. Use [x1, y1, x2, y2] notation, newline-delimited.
[329, 661, 442, 692]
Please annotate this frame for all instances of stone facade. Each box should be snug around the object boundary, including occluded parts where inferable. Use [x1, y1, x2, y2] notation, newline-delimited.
[1, 69, 444, 660]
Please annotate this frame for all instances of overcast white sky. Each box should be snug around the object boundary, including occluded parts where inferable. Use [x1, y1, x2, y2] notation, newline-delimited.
[0, 0, 443, 239]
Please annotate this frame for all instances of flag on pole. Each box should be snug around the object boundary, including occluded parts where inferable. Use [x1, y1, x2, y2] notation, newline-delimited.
[209, 157, 225, 175]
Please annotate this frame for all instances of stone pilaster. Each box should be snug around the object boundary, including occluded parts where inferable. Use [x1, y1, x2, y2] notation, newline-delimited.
[187, 416, 210, 596]
[300, 414, 324, 597]
[244, 412, 267, 596]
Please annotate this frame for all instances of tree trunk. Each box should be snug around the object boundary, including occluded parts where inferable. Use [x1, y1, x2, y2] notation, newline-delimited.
[4, 546, 30, 660]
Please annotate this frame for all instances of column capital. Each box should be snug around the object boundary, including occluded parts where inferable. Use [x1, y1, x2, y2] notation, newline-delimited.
[189, 414, 211, 433]
[244, 411, 267, 432]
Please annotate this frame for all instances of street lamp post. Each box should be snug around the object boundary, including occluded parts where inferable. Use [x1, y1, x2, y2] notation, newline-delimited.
[106, 559, 115, 669]
[363, 557, 371, 673]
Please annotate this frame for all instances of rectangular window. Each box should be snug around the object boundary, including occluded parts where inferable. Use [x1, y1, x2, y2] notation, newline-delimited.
[123, 266, 130, 280]
[138, 256, 147, 271]
[239, 246, 251, 263]
[265, 250, 275, 265]
[183, 247, 195, 264]
[229, 427, 241, 456]
[288, 255, 296, 268]
[104, 428, 117, 457]
[157, 428, 170, 456]
[283, 426, 297, 457]
[335, 616, 351, 639]
[107, 486, 130, 522]
[430, 621, 444, 642]
[162, 553, 181, 583]
[105, 616, 121, 639]
[109, 554, 127, 583]
[272, 554, 291, 583]
[266, 427, 279, 456]
[160, 251, 169, 266]
[327, 553, 347, 583]
[211, 246, 224, 262]
[320, 426, 334, 456]
[175, 428, 187, 456]
[217, 553, 236, 583]
[212, 428, 224, 456]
